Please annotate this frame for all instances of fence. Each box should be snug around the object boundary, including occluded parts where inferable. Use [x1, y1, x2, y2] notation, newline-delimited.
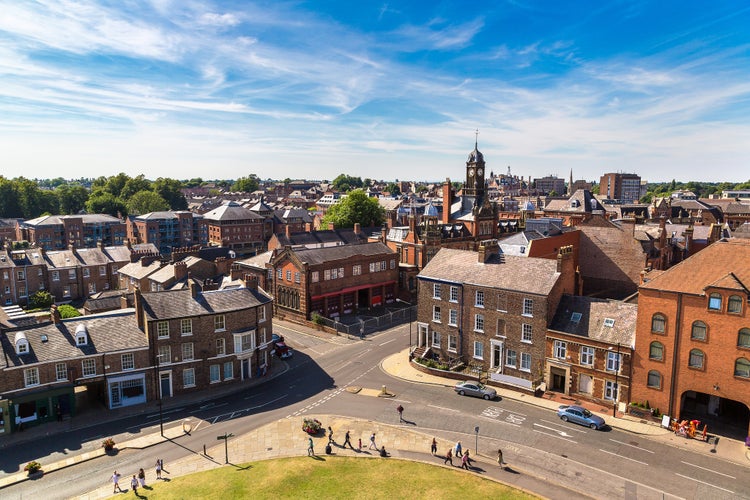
[316, 305, 417, 339]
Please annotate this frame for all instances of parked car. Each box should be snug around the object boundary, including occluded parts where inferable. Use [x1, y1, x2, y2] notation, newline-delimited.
[271, 333, 284, 343]
[272, 340, 292, 359]
[557, 405, 606, 430]
[454, 381, 497, 400]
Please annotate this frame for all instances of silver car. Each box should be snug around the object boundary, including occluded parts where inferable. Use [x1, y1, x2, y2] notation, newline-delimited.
[557, 405, 606, 430]
[454, 381, 497, 400]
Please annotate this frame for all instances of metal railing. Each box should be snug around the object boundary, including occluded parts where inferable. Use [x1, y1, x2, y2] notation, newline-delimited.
[316, 305, 417, 338]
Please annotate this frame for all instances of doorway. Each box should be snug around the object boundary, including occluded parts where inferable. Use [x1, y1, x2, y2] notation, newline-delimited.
[159, 372, 172, 398]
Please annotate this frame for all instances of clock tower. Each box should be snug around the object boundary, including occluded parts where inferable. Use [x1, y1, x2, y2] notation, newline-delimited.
[464, 133, 486, 201]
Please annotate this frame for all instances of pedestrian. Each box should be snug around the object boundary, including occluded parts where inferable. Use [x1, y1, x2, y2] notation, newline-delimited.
[112, 471, 123, 493]
[369, 432, 377, 450]
[344, 430, 354, 449]
[444, 448, 453, 465]
[461, 451, 469, 470]
[430, 437, 438, 455]
[397, 404, 404, 422]
[130, 474, 138, 494]
[308, 436, 315, 456]
[358, 437, 362, 451]
[497, 448, 504, 468]
[328, 426, 334, 444]
[138, 468, 146, 487]
[155, 459, 162, 479]
[56, 404, 62, 422]
[454, 441, 462, 458]
[379, 446, 389, 457]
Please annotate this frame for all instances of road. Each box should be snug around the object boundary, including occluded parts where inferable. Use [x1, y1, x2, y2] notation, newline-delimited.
[2, 322, 748, 499]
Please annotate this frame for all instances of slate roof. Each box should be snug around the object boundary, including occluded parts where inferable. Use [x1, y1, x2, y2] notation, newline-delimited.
[548, 294, 637, 346]
[203, 201, 264, 221]
[274, 228, 370, 248]
[117, 260, 163, 279]
[640, 238, 750, 295]
[236, 251, 273, 269]
[418, 247, 561, 295]
[139, 287, 272, 321]
[289, 241, 394, 266]
[0, 309, 147, 368]
[23, 214, 122, 226]
[136, 210, 197, 220]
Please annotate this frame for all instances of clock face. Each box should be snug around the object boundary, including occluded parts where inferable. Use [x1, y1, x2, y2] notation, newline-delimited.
[477, 168, 483, 176]
[468, 168, 475, 177]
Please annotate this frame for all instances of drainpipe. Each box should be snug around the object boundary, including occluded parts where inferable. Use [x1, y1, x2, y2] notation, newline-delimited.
[668, 293, 683, 418]
[458, 283, 464, 361]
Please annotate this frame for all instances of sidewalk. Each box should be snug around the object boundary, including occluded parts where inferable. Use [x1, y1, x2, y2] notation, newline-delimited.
[381, 347, 750, 466]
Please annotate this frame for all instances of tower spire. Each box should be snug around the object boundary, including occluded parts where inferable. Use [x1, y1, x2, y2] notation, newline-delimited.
[474, 128, 479, 149]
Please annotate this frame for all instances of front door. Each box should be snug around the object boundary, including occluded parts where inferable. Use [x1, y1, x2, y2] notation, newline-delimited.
[159, 372, 172, 398]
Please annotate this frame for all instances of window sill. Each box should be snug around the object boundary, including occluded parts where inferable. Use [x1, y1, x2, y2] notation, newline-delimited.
[448, 348, 457, 353]
[473, 356, 483, 361]
[519, 368, 531, 373]
[474, 329, 484, 334]
[521, 340, 532, 344]
[183, 384, 196, 389]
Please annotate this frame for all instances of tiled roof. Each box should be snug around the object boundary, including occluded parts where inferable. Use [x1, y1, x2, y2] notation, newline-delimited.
[44, 249, 83, 269]
[203, 201, 264, 221]
[640, 239, 750, 294]
[418, 247, 561, 295]
[23, 214, 122, 226]
[0, 309, 147, 368]
[549, 295, 637, 346]
[140, 287, 271, 321]
[118, 260, 163, 279]
[290, 241, 394, 266]
[236, 251, 273, 269]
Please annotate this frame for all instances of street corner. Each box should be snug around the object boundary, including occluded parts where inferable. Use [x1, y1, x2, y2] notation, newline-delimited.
[345, 386, 362, 394]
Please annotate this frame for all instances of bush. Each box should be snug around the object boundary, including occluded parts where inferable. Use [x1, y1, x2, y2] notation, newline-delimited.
[302, 418, 322, 435]
[311, 313, 325, 325]
[24, 461, 41, 473]
[57, 304, 81, 319]
[28, 291, 54, 310]
[102, 437, 115, 450]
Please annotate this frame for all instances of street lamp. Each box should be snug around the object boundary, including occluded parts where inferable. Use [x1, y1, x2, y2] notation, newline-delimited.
[395, 299, 413, 349]
[217, 432, 235, 464]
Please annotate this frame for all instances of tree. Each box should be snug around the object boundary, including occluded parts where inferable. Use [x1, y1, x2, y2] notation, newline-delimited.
[385, 182, 401, 196]
[153, 177, 188, 210]
[232, 175, 259, 193]
[86, 191, 127, 217]
[332, 174, 363, 192]
[104, 173, 131, 198]
[0, 176, 22, 218]
[321, 189, 385, 228]
[126, 191, 169, 215]
[120, 174, 152, 200]
[56, 184, 89, 214]
[28, 290, 54, 310]
[57, 304, 81, 319]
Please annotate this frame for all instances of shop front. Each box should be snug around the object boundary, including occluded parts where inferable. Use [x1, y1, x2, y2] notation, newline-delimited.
[107, 372, 148, 409]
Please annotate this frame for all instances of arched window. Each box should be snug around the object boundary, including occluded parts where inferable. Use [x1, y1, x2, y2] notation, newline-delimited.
[649, 341, 664, 361]
[688, 349, 705, 369]
[735, 358, 750, 378]
[647, 370, 662, 388]
[651, 313, 666, 334]
[738, 328, 750, 348]
[691, 321, 707, 341]
[708, 293, 722, 311]
[728, 295, 743, 314]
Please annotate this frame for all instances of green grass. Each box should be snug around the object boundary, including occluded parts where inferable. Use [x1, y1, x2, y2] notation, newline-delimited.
[132, 456, 537, 500]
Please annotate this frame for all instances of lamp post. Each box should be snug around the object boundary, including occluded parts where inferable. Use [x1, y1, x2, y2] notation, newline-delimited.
[395, 299, 413, 348]
[155, 352, 164, 437]
[217, 432, 234, 464]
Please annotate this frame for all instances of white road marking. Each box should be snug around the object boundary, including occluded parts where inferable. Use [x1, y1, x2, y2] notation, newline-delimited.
[427, 404, 460, 412]
[680, 461, 735, 479]
[392, 398, 412, 404]
[532, 429, 577, 443]
[539, 418, 587, 433]
[379, 339, 395, 346]
[609, 438, 655, 453]
[353, 348, 371, 359]
[675, 473, 734, 494]
[533, 423, 575, 438]
[598, 449, 648, 465]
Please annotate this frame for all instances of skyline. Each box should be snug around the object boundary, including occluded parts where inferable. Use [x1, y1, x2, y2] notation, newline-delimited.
[1, 1, 749, 183]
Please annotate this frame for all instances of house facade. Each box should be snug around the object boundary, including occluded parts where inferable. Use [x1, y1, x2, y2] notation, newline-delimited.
[202, 201, 265, 256]
[416, 240, 576, 391]
[631, 238, 750, 436]
[17, 214, 127, 250]
[270, 242, 399, 322]
[127, 211, 208, 256]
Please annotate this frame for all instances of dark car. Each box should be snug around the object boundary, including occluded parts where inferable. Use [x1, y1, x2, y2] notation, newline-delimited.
[557, 405, 606, 430]
[272, 340, 292, 359]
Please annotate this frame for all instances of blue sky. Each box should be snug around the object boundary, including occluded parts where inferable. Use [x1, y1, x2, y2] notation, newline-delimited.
[1, 1, 749, 184]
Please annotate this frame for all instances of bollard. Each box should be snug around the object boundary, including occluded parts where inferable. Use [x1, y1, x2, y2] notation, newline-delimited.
[203, 444, 207, 455]
[381, 385, 387, 395]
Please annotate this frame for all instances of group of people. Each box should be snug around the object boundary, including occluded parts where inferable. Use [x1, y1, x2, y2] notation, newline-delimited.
[111, 459, 165, 494]
[306, 427, 387, 457]
[438, 440, 505, 471]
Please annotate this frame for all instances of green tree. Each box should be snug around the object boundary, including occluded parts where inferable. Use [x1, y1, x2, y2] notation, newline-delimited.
[104, 173, 131, 198]
[28, 290, 54, 310]
[56, 184, 89, 214]
[332, 174, 363, 192]
[232, 175, 259, 193]
[0, 176, 23, 218]
[321, 189, 385, 228]
[385, 182, 401, 196]
[120, 174, 152, 200]
[126, 191, 169, 215]
[57, 304, 81, 318]
[153, 177, 188, 210]
[86, 191, 127, 217]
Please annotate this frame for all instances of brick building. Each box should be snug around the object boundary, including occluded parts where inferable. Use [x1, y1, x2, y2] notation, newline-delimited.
[270, 242, 398, 322]
[202, 201, 265, 256]
[631, 238, 750, 436]
[599, 173, 643, 203]
[126, 211, 208, 256]
[416, 241, 576, 391]
[546, 295, 636, 408]
[17, 214, 127, 250]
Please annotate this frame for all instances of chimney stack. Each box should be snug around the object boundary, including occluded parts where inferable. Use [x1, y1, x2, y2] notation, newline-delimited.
[354, 222, 361, 235]
[50, 304, 61, 324]
[134, 287, 144, 331]
[478, 239, 499, 263]
[189, 277, 199, 298]
[244, 274, 258, 291]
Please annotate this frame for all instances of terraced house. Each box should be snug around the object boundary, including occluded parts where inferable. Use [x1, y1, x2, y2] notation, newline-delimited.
[416, 240, 576, 392]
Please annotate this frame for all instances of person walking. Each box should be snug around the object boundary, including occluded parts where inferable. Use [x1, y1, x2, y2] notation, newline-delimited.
[397, 404, 404, 422]
[497, 448, 504, 468]
[454, 441, 462, 458]
[308, 436, 315, 456]
[130, 475, 138, 495]
[112, 471, 123, 493]
[430, 437, 437, 455]
[369, 432, 377, 450]
[138, 468, 146, 487]
[155, 460, 162, 480]
[443, 448, 453, 466]
[461, 451, 470, 470]
[327, 426, 334, 444]
[158, 458, 166, 474]
[358, 437, 362, 451]
[343, 430, 354, 449]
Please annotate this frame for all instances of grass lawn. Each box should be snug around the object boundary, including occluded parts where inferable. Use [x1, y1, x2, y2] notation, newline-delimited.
[134, 456, 538, 499]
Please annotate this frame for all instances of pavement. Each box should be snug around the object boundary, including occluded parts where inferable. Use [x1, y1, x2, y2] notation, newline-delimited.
[1, 325, 748, 497]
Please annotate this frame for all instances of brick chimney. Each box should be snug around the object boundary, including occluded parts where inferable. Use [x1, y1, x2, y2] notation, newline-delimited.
[189, 277, 199, 298]
[685, 226, 694, 254]
[50, 304, 61, 324]
[478, 239, 499, 263]
[245, 274, 258, 291]
[381, 225, 388, 243]
[442, 178, 452, 224]
[708, 223, 723, 244]
[285, 225, 292, 239]
[556, 245, 576, 294]
[354, 222, 361, 235]
[134, 287, 144, 331]
[174, 261, 188, 281]
[215, 256, 231, 276]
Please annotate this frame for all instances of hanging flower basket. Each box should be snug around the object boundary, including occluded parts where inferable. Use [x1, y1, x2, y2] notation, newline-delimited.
[102, 437, 116, 451]
[302, 418, 322, 435]
[24, 460, 42, 475]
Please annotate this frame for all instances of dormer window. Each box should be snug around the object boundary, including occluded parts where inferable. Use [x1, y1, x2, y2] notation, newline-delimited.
[15, 332, 30, 355]
[604, 318, 615, 328]
[708, 293, 722, 311]
[75, 324, 89, 346]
